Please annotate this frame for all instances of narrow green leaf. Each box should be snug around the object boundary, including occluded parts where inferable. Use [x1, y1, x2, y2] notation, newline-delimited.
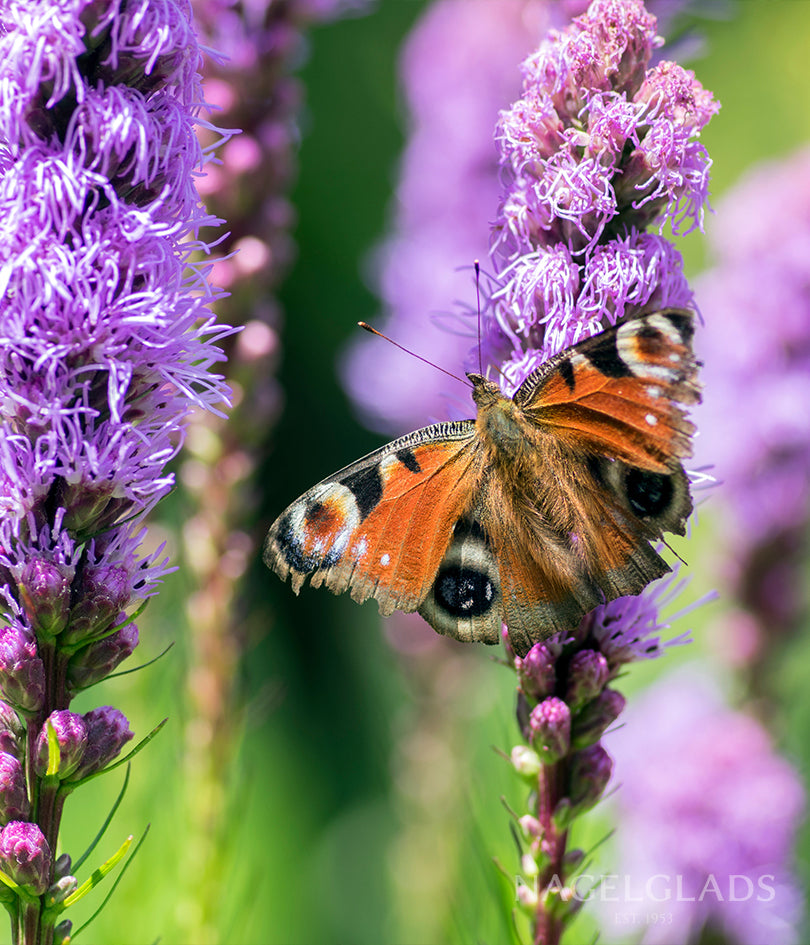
[0, 867, 19, 892]
[104, 641, 175, 683]
[72, 766, 131, 874]
[55, 834, 134, 914]
[68, 718, 168, 789]
[46, 719, 61, 778]
[70, 825, 150, 937]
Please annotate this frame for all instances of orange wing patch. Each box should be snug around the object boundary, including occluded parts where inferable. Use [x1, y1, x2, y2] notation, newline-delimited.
[518, 310, 699, 472]
[327, 440, 482, 614]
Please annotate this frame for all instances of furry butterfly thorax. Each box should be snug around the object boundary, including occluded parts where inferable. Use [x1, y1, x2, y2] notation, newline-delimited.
[264, 308, 700, 655]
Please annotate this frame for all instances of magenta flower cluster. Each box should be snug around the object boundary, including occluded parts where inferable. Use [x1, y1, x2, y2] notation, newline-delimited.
[488, 0, 718, 390]
[0, 0, 229, 940]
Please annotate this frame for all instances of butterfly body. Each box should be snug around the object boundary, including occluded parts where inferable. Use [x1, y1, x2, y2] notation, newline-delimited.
[265, 309, 699, 654]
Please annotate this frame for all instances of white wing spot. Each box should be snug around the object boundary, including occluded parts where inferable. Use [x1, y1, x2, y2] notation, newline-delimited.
[380, 553, 390, 567]
[647, 385, 662, 398]
[645, 413, 658, 426]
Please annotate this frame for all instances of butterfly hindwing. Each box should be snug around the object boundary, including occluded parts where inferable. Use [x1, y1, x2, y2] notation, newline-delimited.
[418, 516, 504, 644]
[264, 421, 483, 617]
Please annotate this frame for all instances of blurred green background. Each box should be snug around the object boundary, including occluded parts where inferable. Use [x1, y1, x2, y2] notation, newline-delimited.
[56, 2, 810, 943]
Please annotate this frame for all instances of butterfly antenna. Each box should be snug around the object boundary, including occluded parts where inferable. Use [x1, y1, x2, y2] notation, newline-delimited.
[357, 321, 472, 388]
[475, 259, 483, 376]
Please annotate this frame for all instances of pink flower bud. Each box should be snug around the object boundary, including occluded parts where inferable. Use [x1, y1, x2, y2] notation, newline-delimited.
[34, 711, 88, 779]
[66, 707, 133, 781]
[0, 753, 28, 823]
[0, 821, 50, 895]
[528, 697, 571, 763]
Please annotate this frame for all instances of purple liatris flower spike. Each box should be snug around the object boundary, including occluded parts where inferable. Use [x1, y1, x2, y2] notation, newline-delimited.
[487, 0, 717, 389]
[0, 0, 230, 939]
[694, 146, 810, 660]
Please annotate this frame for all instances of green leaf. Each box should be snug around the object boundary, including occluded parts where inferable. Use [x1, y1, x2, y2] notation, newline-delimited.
[69, 825, 150, 938]
[66, 718, 168, 790]
[46, 718, 61, 778]
[43, 833, 135, 926]
[103, 641, 175, 684]
[73, 766, 131, 874]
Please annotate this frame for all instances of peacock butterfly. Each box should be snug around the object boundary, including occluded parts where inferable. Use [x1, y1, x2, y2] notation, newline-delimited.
[264, 309, 700, 655]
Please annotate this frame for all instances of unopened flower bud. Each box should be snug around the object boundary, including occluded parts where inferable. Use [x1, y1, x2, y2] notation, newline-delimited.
[53, 920, 72, 945]
[64, 566, 131, 645]
[511, 745, 541, 780]
[516, 880, 538, 912]
[518, 814, 542, 840]
[35, 711, 88, 779]
[572, 688, 626, 748]
[17, 557, 72, 637]
[516, 643, 556, 702]
[568, 744, 613, 816]
[54, 853, 72, 879]
[529, 697, 571, 763]
[0, 702, 23, 758]
[45, 873, 78, 907]
[565, 650, 609, 711]
[61, 480, 114, 534]
[0, 821, 51, 895]
[521, 852, 539, 880]
[0, 624, 45, 714]
[66, 707, 133, 781]
[501, 626, 516, 661]
[0, 753, 28, 823]
[66, 621, 138, 692]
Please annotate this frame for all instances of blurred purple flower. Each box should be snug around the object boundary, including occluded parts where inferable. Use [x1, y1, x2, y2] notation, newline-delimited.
[602, 670, 804, 945]
[342, 0, 561, 433]
[694, 147, 810, 651]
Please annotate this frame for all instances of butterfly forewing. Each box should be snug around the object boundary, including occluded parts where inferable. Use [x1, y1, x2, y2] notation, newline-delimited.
[516, 309, 700, 472]
[264, 420, 485, 618]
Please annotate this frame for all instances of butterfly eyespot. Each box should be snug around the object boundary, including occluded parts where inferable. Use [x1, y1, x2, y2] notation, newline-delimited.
[624, 469, 674, 518]
[276, 483, 360, 574]
[434, 565, 496, 618]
